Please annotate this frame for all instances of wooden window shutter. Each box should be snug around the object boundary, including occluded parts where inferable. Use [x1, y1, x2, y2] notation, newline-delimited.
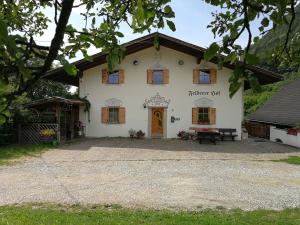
[193, 69, 199, 84]
[210, 69, 217, 84]
[192, 108, 198, 124]
[119, 107, 125, 124]
[102, 69, 108, 84]
[101, 107, 109, 124]
[118, 69, 125, 84]
[147, 70, 153, 84]
[209, 108, 216, 125]
[163, 69, 169, 84]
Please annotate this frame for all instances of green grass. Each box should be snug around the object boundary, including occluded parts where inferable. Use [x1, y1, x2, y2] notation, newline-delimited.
[272, 156, 300, 165]
[0, 204, 299, 225]
[0, 144, 52, 165]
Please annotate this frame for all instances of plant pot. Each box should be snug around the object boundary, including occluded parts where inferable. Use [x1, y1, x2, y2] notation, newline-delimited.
[41, 136, 54, 142]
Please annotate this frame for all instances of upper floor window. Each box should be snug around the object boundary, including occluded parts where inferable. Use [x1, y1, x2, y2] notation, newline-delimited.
[108, 71, 120, 84]
[152, 70, 164, 84]
[193, 69, 217, 84]
[147, 69, 169, 84]
[102, 69, 124, 84]
[199, 70, 210, 84]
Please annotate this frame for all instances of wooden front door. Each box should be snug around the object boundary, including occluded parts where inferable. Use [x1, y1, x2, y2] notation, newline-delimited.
[151, 108, 164, 136]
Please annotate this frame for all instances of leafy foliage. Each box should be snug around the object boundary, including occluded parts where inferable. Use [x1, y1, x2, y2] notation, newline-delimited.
[204, 0, 299, 97]
[250, 4, 300, 73]
[28, 79, 74, 101]
[0, 0, 175, 124]
[244, 71, 299, 115]
[244, 4, 300, 115]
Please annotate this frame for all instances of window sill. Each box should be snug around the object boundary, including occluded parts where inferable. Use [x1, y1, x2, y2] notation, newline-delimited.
[150, 83, 167, 85]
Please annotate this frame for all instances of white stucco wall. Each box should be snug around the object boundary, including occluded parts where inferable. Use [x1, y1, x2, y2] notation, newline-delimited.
[270, 126, 300, 148]
[79, 46, 243, 139]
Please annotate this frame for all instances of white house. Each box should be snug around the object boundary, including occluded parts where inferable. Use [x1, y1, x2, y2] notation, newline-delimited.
[45, 33, 281, 139]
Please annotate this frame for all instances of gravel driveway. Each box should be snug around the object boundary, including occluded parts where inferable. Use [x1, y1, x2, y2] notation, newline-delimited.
[0, 138, 300, 210]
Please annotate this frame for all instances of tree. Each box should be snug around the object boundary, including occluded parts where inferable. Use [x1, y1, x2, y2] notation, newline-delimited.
[2, 0, 298, 124]
[28, 79, 74, 100]
[0, 0, 175, 123]
[203, 0, 299, 97]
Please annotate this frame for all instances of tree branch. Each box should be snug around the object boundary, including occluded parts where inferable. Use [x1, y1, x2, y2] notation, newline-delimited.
[15, 40, 50, 51]
[7, 0, 75, 98]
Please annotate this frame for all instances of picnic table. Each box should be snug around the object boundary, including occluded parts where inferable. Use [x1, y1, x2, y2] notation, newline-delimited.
[189, 127, 220, 145]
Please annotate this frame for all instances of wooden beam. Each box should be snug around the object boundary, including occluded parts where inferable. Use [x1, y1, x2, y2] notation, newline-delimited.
[196, 57, 202, 64]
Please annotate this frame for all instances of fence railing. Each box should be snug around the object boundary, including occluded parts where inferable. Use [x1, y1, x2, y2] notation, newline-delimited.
[18, 123, 60, 144]
[244, 121, 270, 139]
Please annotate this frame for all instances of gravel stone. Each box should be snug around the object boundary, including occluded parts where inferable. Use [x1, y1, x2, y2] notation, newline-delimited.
[0, 138, 300, 210]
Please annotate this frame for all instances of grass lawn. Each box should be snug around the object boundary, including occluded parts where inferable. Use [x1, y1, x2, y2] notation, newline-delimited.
[0, 144, 52, 165]
[0, 204, 299, 225]
[272, 156, 300, 165]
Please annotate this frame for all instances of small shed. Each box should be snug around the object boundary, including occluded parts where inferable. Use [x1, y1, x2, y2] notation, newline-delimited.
[246, 77, 300, 140]
[19, 97, 87, 144]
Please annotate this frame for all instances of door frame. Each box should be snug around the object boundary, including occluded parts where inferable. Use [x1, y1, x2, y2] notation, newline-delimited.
[148, 107, 167, 138]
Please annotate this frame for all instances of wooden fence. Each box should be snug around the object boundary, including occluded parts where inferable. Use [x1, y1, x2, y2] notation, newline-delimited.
[18, 123, 60, 144]
[244, 121, 270, 139]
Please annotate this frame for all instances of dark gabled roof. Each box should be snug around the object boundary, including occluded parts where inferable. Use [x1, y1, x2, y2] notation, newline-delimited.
[24, 96, 86, 108]
[247, 77, 300, 126]
[43, 32, 282, 87]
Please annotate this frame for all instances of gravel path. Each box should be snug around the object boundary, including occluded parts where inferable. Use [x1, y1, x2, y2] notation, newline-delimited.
[0, 138, 300, 210]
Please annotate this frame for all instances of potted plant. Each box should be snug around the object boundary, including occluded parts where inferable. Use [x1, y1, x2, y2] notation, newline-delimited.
[129, 129, 136, 138]
[40, 128, 56, 142]
[287, 125, 300, 136]
[136, 130, 145, 139]
[177, 131, 189, 140]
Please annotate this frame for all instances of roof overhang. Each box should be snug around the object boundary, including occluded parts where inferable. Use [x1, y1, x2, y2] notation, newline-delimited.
[43, 32, 283, 87]
[24, 96, 86, 108]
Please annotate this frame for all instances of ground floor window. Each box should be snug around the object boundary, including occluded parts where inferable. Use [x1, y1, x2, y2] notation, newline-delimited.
[198, 107, 209, 123]
[109, 107, 119, 124]
[192, 107, 216, 125]
[102, 107, 125, 124]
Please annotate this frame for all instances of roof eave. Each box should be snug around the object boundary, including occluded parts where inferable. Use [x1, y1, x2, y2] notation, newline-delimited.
[43, 32, 282, 87]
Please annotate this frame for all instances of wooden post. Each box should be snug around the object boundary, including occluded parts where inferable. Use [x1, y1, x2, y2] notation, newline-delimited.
[70, 106, 75, 139]
[18, 124, 21, 144]
[56, 104, 61, 144]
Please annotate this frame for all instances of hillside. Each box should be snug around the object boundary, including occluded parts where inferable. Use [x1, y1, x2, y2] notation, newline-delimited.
[250, 5, 300, 72]
[244, 6, 300, 116]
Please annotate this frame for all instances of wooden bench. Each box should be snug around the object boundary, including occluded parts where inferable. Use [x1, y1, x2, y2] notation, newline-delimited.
[219, 128, 238, 141]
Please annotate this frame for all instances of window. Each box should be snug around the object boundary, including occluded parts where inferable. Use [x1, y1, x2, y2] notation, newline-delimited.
[108, 71, 119, 84]
[102, 107, 125, 124]
[193, 69, 217, 84]
[152, 70, 164, 84]
[109, 107, 119, 123]
[198, 107, 209, 123]
[199, 70, 210, 84]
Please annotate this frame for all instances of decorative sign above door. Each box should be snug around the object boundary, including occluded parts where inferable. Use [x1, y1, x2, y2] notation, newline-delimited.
[144, 93, 170, 107]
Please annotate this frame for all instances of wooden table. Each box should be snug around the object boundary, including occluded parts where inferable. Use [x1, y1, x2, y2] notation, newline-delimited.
[189, 128, 220, 145]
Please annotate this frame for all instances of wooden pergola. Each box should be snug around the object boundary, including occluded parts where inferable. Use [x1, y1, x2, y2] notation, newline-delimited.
[21, 97, 87, 144]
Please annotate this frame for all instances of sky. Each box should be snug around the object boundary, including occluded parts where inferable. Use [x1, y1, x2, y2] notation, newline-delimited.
[36, 0, 263, 62]
[36, 0, 263, 92]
